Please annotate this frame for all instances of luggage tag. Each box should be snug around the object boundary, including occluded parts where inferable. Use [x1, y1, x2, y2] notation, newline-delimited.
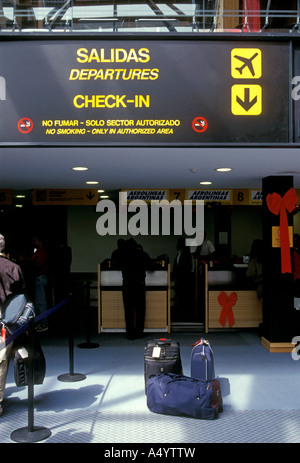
[17, 347, 28, 359]
[152, 346, 161, 358]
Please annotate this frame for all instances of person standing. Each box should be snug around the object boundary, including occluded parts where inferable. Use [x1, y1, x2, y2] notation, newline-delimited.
[119, 239, 152, 340]
[0, 234, 26, 416]
[196, 232, 215, 261]
[32, 234, 49, 331]
[111, 238, 126, 268]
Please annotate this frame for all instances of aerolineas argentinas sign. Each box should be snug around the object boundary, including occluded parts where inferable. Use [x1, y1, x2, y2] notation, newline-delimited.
[96, 192, 204, 246]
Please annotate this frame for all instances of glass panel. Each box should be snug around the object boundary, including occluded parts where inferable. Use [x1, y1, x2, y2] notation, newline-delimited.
[0, 0, 298, 34]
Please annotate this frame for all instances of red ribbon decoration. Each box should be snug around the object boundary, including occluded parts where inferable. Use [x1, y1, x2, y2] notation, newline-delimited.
[266, 188, 298, 274]
[218, 292, 237, 327]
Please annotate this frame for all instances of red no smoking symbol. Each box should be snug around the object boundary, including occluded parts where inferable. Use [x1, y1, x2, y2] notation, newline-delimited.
[18, 118, 34, 134]
[192, 117, 208, 133]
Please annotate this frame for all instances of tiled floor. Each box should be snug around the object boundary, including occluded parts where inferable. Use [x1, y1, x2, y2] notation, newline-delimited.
[1, 329, 300, 444]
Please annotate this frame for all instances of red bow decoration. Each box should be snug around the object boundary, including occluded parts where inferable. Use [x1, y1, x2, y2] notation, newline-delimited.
[266, 188, 298, 273]
[218, 292, 237, 327]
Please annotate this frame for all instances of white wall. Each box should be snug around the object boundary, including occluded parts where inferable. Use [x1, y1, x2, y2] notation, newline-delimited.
[67, 204, 266, 273]
[231, 206, 262, 257]
[67, 205, 184, 272]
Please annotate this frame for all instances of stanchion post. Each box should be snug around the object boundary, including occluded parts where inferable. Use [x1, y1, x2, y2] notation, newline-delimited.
[58, 293, 86, 382]
[10, 318, 51, 443]
[78, 280, 99, 349]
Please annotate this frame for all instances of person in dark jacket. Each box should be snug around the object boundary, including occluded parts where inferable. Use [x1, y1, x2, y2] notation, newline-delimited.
[111, 238, 126, 269]
[0, 234, 26, 416]
[118, 239, 152, 340]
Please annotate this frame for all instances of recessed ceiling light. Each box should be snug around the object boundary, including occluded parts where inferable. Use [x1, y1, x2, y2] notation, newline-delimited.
[72, 166, 88, 171]
[100, 195, 109, 199]
[98, 189, 105, 193]
[86, 181, 99, 185]
[15, 195, 25, 198]
[215, 167, 232, 172]
[200, 181, 212, 185]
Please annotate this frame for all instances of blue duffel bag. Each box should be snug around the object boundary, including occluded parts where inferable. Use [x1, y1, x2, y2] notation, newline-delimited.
[146, 373, 222, 420]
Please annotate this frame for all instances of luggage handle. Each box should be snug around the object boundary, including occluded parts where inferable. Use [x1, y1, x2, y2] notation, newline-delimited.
[192, 338, 209, 347]
[155, 338, 171, 346]
[167, 374, 207, 384]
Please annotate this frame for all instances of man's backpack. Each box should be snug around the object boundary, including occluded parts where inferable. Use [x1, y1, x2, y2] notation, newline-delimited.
[1, 294, 35, 335]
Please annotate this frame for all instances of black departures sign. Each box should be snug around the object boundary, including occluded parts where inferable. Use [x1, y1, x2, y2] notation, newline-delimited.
[0, 38, 290, 146]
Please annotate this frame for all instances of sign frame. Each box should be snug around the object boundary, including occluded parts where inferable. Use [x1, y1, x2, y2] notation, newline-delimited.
[0, 34, 295, 148]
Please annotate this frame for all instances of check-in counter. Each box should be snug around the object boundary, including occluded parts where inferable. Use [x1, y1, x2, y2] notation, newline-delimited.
[203, 263, 262, 332]
[98, 263, 171, 333]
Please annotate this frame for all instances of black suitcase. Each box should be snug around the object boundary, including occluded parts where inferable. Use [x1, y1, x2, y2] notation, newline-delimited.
[144, 338, 183, 390]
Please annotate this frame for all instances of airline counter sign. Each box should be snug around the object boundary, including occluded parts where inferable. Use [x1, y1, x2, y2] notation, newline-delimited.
[0, 39, 289, 145]
[187, 190, 232, 204]
[32, 189, 98, 205]
[250, 190, 263, 204]
[187, 189, 262, 205]
[121, 189, 168, 204]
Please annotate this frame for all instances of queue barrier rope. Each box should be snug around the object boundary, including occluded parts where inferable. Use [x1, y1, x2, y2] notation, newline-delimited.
[0, 297, 69, 352]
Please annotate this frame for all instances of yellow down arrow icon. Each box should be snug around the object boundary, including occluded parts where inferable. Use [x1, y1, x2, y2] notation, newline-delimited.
[231, 84, 262, 116]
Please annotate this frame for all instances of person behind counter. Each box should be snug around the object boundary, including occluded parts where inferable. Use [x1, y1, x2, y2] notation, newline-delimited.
[196, 232, 215, 261]
[190, 231, 215, 262]
[116, 238, 152, 340]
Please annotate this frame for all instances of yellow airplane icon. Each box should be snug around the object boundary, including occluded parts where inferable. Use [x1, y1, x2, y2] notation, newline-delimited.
[231, 49, 262, 79]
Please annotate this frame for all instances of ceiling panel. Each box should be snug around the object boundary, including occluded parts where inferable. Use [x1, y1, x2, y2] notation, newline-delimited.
[0, 146, 299, 193]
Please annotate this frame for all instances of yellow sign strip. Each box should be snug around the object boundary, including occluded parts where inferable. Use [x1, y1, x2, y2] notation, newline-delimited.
[32, 189, 98, 205]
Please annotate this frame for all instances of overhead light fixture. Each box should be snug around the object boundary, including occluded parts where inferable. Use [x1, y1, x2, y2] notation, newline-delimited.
[86, 181, 99, 185]
[215, 167, 232, 172]
[15, 195, 25, 198]
[72, 166, 88, 171]
[98, 189, 105, 193]
[200, 181, 212, 185]
[100, 195, 109, 199]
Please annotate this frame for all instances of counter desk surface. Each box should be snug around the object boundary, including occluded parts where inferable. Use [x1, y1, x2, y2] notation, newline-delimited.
[98, 264, 171, 333]
[100, 269, 169, 287]
[204, 266, 262, 332]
